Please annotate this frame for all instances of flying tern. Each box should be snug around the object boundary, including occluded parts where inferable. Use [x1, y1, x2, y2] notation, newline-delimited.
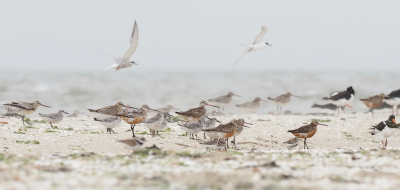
[103, 20, 139, 71]
[234, 26, 271, 66]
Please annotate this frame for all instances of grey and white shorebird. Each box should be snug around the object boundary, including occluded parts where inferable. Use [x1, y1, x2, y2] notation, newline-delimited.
[175, 100, 219, 123]
[117, 137, 146, 153]
[323, 86, 355, 114]
[39, 110, 69, 128]
[178, 115, 208, 139]
[88, 102, 134, 118]
[141, 112, 168, 136]
[234, 26, 272, 66]
[66, 110, 85, 118]
[4, 101, 51, 126]
[268, 92, 300, 114]
[231, 118, 253, 149]
[235, 97, 268, 113]
[151, 112, 172, 136]
[283, 136, 299, 150]
[199, 139, 227, 152]
[208, 92, 241, 112]
[384, 89, 400, 115]
[94, 116, 121, 134]
[203, 116, 221, 139]
[103, 20, 139, 71]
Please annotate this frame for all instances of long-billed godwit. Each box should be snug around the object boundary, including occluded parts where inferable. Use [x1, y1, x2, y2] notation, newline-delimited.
[39, 110, 69, 128]
[323, 86, 355, 114]
[88, 102, 134, 118]
[202, 119, 243, 149]
[231, 118, 252, 149]
[370, 115, 400, 148]
[4, 101, 51, 126]
[268, 92, 300, 114]
[235, 97, 267, 113]
[288, 121, 328, 149]
[384, 89, 400, 115]
[175, 100, 219, 123]
[360, 94, 386, 116]
[104, 21, 139, 71]
[94, 116, 121, 134]
[117, 104, 156, 138]
[234, 26, 272, 66]
[208, 92, 241, 112]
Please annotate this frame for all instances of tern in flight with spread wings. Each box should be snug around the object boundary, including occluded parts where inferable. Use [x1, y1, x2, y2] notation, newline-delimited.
[233, 26, 271, 66]
[101, 20, 139, 71]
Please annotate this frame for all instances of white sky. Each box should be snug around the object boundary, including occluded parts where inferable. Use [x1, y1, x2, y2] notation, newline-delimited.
[1, 1, 400, 73]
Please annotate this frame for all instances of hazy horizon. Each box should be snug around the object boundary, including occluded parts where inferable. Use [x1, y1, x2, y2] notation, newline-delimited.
[1, 1, 400, 74]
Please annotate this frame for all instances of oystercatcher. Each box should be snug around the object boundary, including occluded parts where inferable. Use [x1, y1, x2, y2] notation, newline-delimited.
[384, 89, 400, 115]
[323, 86, 355, 114]
[370, 115, 400, 148]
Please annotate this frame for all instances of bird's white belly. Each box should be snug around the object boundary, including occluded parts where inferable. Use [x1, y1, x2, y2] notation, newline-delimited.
[330, 95, 354, 106]
[384, 98, 400, 106]
[380, 127, 398, 139]
[249, 43, 267, 52]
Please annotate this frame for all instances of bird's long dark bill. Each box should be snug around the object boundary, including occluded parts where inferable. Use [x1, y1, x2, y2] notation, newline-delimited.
[243, 125, 251, 128]
[319, 123, 328, 126]
[125, 106, 138, 109]
[234, 94, 242, 97]
[40, 104, 51, 108]
[206, 103, 220, 108]
[393, 119, 396, 124]
[245, 122, 254, 125]
[64, 111, 69, 114]
[292, 95, 301, 98]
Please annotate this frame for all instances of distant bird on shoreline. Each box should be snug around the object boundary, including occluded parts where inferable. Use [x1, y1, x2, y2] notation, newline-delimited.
[4, 101, 51, 126]
[208, 92, 241, 112]
[323, 86, 355, 114]
[268, 92, 300, 114]
[360, 94, 386, 116]
[384, 89, 400, 115]
[88, 102, 134, 118]
[236, 97, 267, 113]
[103, 20, 139, 71]
[234, 26, 272, 66]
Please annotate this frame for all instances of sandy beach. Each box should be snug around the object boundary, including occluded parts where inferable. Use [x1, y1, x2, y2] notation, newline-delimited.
[1, 112, 400, 189]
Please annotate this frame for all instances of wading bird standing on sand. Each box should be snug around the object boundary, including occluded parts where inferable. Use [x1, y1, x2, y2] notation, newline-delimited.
[268, 92, 300, 114]
[370, 115, 400, 149]
[287, 121, 328, 149]
[4, 101, 51, 126]
[360, 94, 386, 116]
[208, 92, 241, 112]
[384, 89, 400, 115]
[323, 86, 355, 114]
[175, 100, 219, 123]
[39, 110, 69, 128]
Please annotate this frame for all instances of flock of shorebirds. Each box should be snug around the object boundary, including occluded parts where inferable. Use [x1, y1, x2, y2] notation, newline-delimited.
[2, 87, 400, 152]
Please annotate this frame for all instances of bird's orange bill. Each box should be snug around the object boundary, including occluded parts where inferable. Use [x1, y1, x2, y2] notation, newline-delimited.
[346, 104, 353, 108]
[39, 103, 51, 108]
[206, 103, 220, 108]
[393, 119, 396, 124]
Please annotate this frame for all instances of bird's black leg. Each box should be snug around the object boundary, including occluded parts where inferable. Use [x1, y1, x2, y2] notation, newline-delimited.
[131, 124, 136, 138]
[233, 136, 236, 149]
[304, 139, 309, 149]
[226, 138, 229, 148]
[203, 132, 206, 139]
[385, 138, 388, 147]
[22, 116, 25, 126]
[111, 128, 116, 134]
[50, 123, 53, 129]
